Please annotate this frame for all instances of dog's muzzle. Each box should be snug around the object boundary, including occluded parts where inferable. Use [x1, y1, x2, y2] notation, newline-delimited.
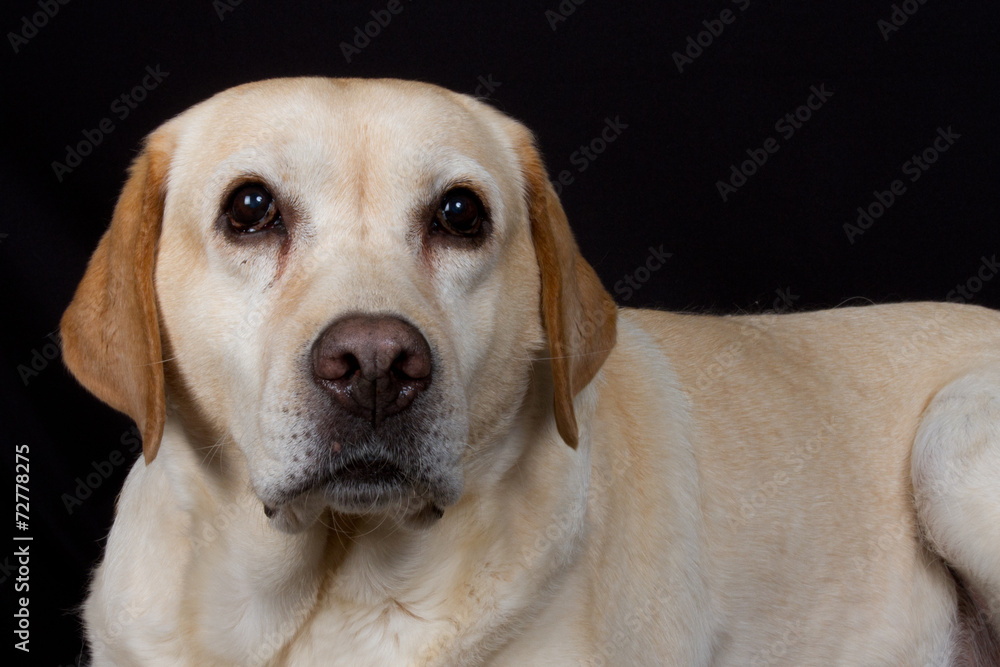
[260, 314, 462, 532]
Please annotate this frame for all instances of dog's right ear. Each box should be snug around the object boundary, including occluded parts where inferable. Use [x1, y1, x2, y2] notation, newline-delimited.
[60, 133, 172, 465]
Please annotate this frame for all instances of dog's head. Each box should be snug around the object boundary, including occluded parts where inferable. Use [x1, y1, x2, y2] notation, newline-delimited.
[60, 78, 616, 532]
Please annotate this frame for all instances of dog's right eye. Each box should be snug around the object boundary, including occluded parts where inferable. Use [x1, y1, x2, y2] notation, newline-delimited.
[226, 184, 280, 233]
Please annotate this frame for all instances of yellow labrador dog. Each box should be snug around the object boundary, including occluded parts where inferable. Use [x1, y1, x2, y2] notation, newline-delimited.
[62, 78, 1000, 665]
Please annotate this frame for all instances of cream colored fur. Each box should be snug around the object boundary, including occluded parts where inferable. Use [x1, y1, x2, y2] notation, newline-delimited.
[67, 78, 1000, 665]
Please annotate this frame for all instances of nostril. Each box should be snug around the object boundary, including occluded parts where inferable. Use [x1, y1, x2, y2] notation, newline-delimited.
[392, 349, 431, 381]
[314, 351, 358, 383]
[341, 354, 360, 379]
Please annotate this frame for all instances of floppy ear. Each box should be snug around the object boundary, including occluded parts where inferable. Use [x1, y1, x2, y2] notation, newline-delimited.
[60, 134, 171, 464]
[517, 135, 618, 448]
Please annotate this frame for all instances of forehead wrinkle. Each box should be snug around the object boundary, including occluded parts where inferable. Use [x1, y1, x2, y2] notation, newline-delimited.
[347, 120, 375, 242]
[341, 115, 433, 244]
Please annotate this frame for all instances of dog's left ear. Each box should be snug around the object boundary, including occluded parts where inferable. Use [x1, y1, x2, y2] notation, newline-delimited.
[60, 132, 172, 465]
[515, 132, 618, 448]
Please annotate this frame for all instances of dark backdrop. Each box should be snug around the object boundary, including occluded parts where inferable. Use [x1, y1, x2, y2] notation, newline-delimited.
[2, 1, 998, 664]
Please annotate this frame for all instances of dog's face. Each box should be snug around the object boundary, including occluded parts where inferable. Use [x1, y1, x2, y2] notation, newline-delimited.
[60, 78, 616, 533]
[157, 79, 546, 530]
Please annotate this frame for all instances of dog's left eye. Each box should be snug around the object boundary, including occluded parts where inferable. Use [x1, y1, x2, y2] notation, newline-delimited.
[226, 184, 280, 233]
[434, 188, 485, 237]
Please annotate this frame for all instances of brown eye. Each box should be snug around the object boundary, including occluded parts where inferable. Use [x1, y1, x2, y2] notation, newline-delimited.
[227, 184, 279, 233]
[434, 188, 484, 236]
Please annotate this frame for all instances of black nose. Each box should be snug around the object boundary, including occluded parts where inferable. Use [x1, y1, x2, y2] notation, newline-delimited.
[312, 315, 432, 426]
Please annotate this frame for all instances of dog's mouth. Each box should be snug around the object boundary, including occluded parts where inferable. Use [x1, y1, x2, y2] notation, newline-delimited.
[337, 458, 406, 486]
[273, 454, 417, 507]
[262, 452, 455, 533]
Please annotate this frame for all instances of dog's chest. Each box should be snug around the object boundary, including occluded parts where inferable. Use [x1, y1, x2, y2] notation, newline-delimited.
[276, 598, 463, 666]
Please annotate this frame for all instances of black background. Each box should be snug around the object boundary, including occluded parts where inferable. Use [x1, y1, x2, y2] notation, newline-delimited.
[2, 0, 998, 664]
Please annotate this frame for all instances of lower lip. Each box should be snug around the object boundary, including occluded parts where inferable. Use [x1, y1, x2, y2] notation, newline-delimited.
[336, 460, 406, 485]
